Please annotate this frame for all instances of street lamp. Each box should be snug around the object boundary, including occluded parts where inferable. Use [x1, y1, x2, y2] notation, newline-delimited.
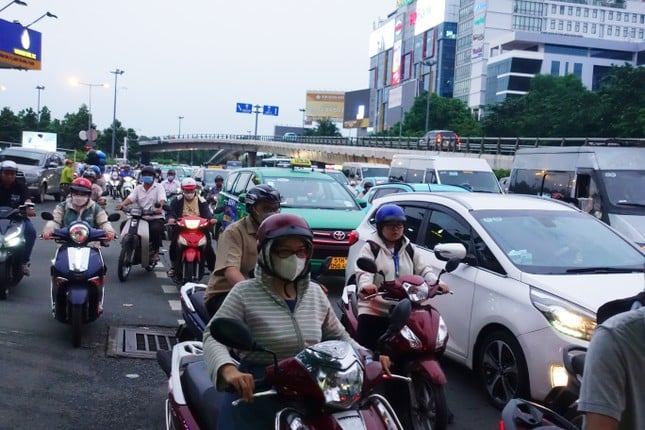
[299, 108, 306, 133]
[422, 60, 437, 135]
[35, 85, 44, 128]
[0, 0, 27, 14]
[177, 115, 184, 137]
[71, 79, 108, 147]
[110, 68, 125, 159]
[25, 11, 57, 28]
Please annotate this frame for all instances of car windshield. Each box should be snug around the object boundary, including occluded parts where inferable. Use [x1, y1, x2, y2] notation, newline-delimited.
[473, 209, 645, 275]
[437, 170, 500, 193]
[600, 170, 645, 206]
[265, 176, 360, 210]
[325, 170, 349, 185]
[362, 167, 389, 177]
[0, 151, 44, 166]
[204, 170, 226, 183]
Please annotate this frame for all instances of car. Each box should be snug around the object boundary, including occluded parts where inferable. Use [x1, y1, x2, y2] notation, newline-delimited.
[216, 161, 366, 275]
[322, 169, 356, 195]
[341, 162, 390, 186]
[194, 167, 229, 197]
[346, 192, 645, 408]
[354, 176, 389, 196]
[0, 147, 65, 202]
[499, 176, 510, 193]
[418, 130, 461, 151]
[361, 182, 469, 211]
[282, 132, 299, 142]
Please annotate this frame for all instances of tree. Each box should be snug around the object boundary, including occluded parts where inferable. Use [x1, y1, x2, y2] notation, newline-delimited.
[0, 107, 21, 143]
[304, 119, 341, 136]
[595, 64, 645, 137]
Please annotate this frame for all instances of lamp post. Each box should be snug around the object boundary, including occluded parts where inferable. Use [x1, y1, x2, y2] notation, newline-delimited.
[25, 11, 57, 28]
[422, 60, 437, 135]
[177, 116, 184, 162]
[72, 80, 108, 147]
[299, 108, 306, 134]
[35, 85, 44, 129]
[0, 0, 27, 14]
[110, 68, 124, 159]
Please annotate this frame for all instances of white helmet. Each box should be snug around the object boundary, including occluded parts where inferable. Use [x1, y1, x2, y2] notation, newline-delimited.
[181, 177, 197, 191]
[0, 160, 19, 172]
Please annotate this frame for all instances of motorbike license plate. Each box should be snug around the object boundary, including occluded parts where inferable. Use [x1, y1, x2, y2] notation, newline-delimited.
[329, 257, 347, 270]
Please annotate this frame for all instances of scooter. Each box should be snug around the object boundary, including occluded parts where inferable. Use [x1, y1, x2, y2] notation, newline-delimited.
[157, 317, 406, 430]
[0, 204, 32, 299]
[107, 175, 121, 199]
[175, 282, 209, 342]
[117, 204, 160, 282]
[543, 345, 586, 428]
[339, 252, 462, 430]
[42, 211, 120, 347]
[500, 398, 579, 430]
[173, 215, 211, 284]
[120, 176, 135, 200]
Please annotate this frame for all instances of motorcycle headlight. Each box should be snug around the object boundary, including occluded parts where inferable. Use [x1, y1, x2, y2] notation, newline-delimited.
[69, 224, 90, 245]
[184, 219, 201, 230]
[4, 226, 23, 247]
[296, 341, 364, 410]
[436, 316, 448, 350]
[402, 281, 429, 303]
[400, 325, 423, 350]
[531, 287, 596, 341]
[129, 207, 142, 216]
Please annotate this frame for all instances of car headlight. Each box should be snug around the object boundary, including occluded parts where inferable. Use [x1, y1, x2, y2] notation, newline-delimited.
[436, 316, 448, 350]
[402, 280, 429, 303]
[531, 287, 596, 341]
[69, 224, 90, 245]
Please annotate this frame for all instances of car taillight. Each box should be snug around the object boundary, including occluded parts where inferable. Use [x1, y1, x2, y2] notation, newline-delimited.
[348, 230, 359, 246]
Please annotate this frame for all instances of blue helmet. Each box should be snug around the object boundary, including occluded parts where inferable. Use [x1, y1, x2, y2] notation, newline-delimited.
[90, 165, 101, 176]
[375, 204, 406, 225]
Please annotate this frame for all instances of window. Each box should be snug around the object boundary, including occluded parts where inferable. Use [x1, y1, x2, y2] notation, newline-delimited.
[567, 21, 572, 31]
[568, 6, 572, 16]
[473, 232, 505, 275]
[575, 22, 580, 32]
[624, 13, 629, 22]
[607, 26, 613, 36]
[632, 14, 637, 23]
[592, 9, 597, 19]
[550, 19, 556, 30]
[560, 5, 564, 14]
[616, 12, 621, 22]
[551, 60, 560, 76]
[224, 172, 238, 192]
[399, 204, 428, 244]
[576, 7, 580, 17]
[232, 171, 252, 194]
[623, 27, 628, 37]
[583, 22, 588, 33]
[423, 208, 471, 250]
[608, 11, 613, 21]
[573, 63, 583, 79]
[591, 23, 596, 34]
[639, 29, 644, 39]
[551, 5, 556, 14]
[558, 20, 564, 31]
[584, 8, 589, 18]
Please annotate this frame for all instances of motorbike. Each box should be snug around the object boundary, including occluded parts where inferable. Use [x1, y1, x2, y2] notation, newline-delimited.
[120, 176, 136, 201]
[543, 345, 586, 428]
[117, 204, 161, 282]
[42, 211, 120, 347]
[158, 316, 406, 430]
[175, 282, 209, 342]
[500, 398, 579, 430]
[107, 175, 121, 199]
[339, 252, 462, 430]
[0, 204, 32, 299]
[172, 215, 211, 285]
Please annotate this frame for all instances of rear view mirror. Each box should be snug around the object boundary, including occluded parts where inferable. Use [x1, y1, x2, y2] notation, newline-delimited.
[41, 211, 54, 221]
[107, 213, 121, 222]
[356, 257, 378, 273]
[434, 243, 467, 261]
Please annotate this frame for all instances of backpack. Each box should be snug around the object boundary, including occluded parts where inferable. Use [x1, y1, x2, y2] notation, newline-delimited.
[367, 239, 414, 261]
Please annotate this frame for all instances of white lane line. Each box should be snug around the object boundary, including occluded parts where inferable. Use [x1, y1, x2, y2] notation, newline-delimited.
[178, 319, 185, 325]
[168, 300, 181, 311]
[162, 285, 177, 294]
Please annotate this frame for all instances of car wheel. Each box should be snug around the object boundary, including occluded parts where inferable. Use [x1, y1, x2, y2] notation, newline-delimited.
[476, 329, 530, 409]
[34, 184, 47, 203]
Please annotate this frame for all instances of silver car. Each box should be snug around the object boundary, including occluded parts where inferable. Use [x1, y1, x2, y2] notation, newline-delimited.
[0, 147, 65, 202]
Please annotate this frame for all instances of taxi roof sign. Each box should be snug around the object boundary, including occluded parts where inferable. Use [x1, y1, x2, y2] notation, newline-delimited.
[290, 158, 311, 168]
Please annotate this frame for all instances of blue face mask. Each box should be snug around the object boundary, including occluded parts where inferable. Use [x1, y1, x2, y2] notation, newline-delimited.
[142, 175, 154, 184]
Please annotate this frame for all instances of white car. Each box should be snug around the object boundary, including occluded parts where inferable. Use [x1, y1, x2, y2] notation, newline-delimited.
[346, 192, 645, 408]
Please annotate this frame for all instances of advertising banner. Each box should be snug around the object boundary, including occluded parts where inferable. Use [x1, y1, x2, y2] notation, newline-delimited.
[391, 13, 405, 86]
[472, 1, 487, 59]
[414, 0, 447, 36]
[22, 131, 57, 151]
[343, 89, 370, 129]
[369, 19, 395, 57]
[305, 91, 345, 121]
[0, 19, 42, 70]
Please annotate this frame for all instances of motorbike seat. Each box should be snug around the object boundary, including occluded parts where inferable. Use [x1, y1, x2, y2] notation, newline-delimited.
[189, 291, 211, 325]
[181, 360, 221, 430]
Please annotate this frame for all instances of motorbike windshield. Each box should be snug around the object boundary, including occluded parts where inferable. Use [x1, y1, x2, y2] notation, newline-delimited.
[295, 340, 364, 410]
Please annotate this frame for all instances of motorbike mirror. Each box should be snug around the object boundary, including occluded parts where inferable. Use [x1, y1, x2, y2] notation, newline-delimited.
[41, 212, 54, 221]
[444, 257, 461, 273]
[210, 317, 263, 352]
[319, 256, 332, 275]
[107, 213, 121, 222]
[356, 257, 378, 273]
[212, 206, 225, 214]
[101, 190, 110, 197]
[378, 299, 412, 347]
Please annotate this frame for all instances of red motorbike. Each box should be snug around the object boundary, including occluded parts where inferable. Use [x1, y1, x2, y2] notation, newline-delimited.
[339, 256, 461, 430]
[157, 317, 406, 430]
[174, 215, 211, 284]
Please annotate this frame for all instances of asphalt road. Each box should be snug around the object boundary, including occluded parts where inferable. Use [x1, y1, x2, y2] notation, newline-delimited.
[0, 196, 500, 429]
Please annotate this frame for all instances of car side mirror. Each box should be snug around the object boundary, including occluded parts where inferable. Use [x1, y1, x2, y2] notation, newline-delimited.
[434, 243, 467, 261]
[47, 162, 58, 168]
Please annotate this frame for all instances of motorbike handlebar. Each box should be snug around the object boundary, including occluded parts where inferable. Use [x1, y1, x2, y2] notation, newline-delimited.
[231, 388, 278, 406]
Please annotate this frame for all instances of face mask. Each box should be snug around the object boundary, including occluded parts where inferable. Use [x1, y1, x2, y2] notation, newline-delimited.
[142, 176, 154, 184]
[272, 254, 307, 281]
[256, 210, 278, 224]
[167, 175, 175, 181]
[72, 195, 89, 207]
[184, 192, 195, 200]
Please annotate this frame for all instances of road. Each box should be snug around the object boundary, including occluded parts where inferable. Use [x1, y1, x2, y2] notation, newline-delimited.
[0, 197, 500, 429]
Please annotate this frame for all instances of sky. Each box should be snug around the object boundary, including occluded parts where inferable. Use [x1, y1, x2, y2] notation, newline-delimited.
[0, 0, 396, 138]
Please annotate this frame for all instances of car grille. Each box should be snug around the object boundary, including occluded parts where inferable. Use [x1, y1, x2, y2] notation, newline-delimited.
[311, 229, 351, 259]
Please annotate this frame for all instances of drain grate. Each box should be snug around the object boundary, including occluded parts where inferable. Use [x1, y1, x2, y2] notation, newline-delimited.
[107, 326, 177, 359]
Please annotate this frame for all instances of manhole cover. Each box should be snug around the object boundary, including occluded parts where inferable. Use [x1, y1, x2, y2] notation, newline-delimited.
[108, 326, 177, 359]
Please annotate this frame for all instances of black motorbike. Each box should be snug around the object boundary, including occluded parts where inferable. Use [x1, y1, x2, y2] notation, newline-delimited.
[543, 345, 586, 428]
[500, 398, 579, 430]
[0, 204, 32, 299]
[117, 205, 160, 282]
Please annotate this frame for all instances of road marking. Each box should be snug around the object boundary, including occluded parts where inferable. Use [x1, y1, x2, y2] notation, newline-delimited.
[162, 285, 177, 294]
[178, 319, 185, 325]
[154, 270, 168, 278]
[168, 300, 181, 311]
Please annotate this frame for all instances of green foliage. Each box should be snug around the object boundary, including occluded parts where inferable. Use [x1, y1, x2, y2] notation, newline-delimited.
[304, 119, 341, 136]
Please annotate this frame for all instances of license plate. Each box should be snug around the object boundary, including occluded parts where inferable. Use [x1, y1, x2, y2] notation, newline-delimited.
[329, 257, 347, 270]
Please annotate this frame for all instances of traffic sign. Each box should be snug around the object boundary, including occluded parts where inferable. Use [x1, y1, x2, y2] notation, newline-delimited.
[236, 103, 252, 114]
[263, 105, 279, 116]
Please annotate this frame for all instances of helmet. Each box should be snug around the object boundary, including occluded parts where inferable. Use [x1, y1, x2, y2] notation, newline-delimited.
[155, 167, 162, 175]
[70, 177, 92, 193]
[167, 169, 176, 175]
[140, 165, 156, 176]
[245, 184, 281, 212]
[375, 204, 406, 225]
[215, 175, 224, 181]
[363, 181, 374, 189]
[82, 169, 97, 179]
[0, 160, 19, 173]
[181, 177, 197, 191]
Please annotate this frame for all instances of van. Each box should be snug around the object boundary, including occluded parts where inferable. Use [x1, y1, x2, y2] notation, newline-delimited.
[341, 162, 389, 186]
[388, 154, 502, 193]
[508, 146, 645, 246]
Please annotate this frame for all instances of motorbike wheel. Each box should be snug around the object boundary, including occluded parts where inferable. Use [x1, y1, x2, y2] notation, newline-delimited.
[410, 376, 449, 430]
[71, 304, 83, 348]
[182, 260, 194, 282]
[118, 243, 134, 282]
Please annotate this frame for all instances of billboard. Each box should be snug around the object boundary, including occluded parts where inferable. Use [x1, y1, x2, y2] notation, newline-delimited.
[0, 19, 42, 70]
[22, 131, 57, 151]
[414, 0, 447, 36]
[343, 89, 370, 129]
[305, 91, 345, 122]
[369, 19, 395, 57]
[472, 1, 487, 59]
[391, 13, 405, 86]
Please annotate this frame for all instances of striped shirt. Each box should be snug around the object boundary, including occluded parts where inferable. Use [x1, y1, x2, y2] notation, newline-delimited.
[203, 265, 362, 389]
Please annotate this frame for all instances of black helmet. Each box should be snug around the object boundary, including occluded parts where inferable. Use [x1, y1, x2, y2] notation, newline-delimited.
[245, 184, 281, 213]
[215, 175, 224, 181]
[140, 165, 156, 176]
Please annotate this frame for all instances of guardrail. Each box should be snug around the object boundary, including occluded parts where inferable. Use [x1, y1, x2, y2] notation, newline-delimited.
[152, 135, 645, 156]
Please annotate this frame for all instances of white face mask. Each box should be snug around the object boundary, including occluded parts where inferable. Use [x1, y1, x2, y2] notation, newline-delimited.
[183, 192, 195, 200]
[72, 195, 89, 207]
[167, 175, 175, 181]
[272, 254, 307, 281]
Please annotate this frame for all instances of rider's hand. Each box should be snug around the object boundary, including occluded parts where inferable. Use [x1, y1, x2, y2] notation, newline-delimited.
[42, 231, 52, 240]
[154, 207, 163, 215]
[105, 231, 116, 241]
[167, 218, 176, 225]
[438, 283, 450, 294]
[98, 197, 107, 207]
[379, 355, 392, 377]
[115, 203, 123, 211]
[220, 364, 255, 402]
[359, 283, 378, 298]
[209, 218, 217, 225]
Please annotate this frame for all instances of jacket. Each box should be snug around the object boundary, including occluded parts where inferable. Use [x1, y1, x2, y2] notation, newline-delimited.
[356, 232, 438, 317]
[43, 198, 115, 235]
[168, 194, 212, 220]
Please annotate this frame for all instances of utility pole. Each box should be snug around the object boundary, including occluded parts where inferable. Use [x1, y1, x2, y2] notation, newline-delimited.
[253, 104, 261, 139]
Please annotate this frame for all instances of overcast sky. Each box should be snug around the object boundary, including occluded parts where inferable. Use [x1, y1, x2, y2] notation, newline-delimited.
[0, 0, 396, 138]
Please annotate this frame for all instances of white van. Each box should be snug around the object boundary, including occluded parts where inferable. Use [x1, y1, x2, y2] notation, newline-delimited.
[341, 162, 390, 186]
[508, 146, 645, 246]
[388, 154, 502, 193]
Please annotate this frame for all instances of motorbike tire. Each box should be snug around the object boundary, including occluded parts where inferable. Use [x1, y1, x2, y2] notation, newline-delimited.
[118, 243, 134, 282]
[183, 260, 194, 283]
[410, 376, 449, 430]
[71, 304, 83, 348]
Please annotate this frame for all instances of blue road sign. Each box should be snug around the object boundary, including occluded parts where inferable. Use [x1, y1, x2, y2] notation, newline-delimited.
[236, 103, 252, 114]
[262, 105, 279, 116]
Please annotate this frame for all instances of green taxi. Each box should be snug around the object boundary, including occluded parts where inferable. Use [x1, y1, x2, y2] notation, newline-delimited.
[215, 160, 367, 274]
